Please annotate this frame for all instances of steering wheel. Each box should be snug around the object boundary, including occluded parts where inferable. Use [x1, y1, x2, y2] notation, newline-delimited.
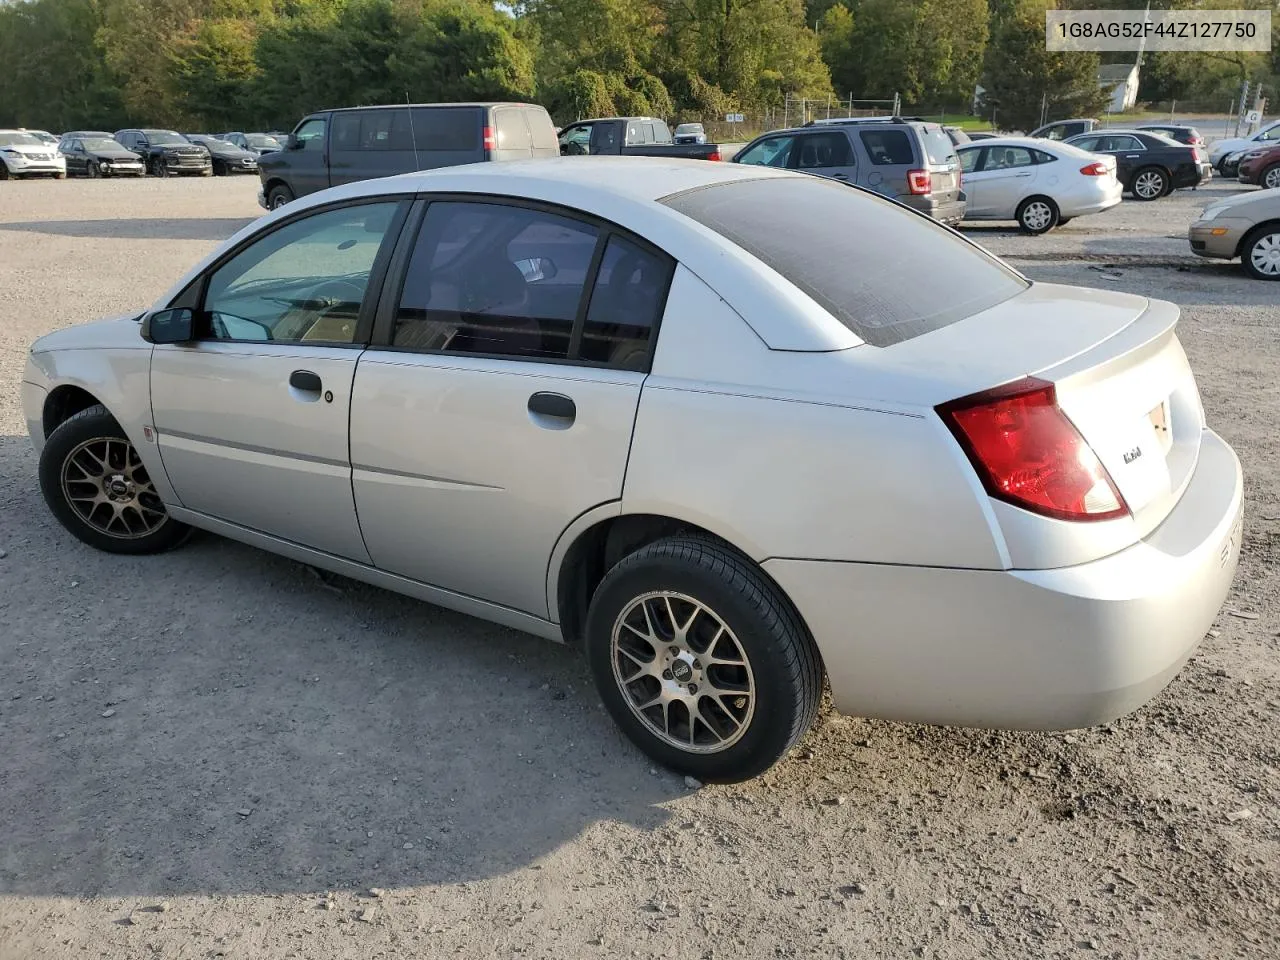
[299, 278, 365, 315]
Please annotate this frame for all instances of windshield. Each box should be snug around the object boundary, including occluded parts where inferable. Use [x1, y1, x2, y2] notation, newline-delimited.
[675, 125, 704, 135]
[247, 134, 281, 149]
[0, 132, 42, 147]
[662, 176, 1027, 347]
[31, 131, 57, 143]
[82, 138, 121, 151]
[144, 130, 188, 145]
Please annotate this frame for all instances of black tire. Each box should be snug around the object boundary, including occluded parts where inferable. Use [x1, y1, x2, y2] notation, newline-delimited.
[1015, 196, 1059, 235]
[156, 159, 170, 178]
[585, 536, 822, 782]
[86, 160, 100, 179]
[1261, 164, 1280, 192]
[54, 171, 66, 179]
[0, 160, 8, 180]
[267, 184, 294, 210]
[1240, 224, 1280, 281]
[38, 404, 191, 555]
[1130, 166, 1168, 201]
[212, 160, 225, 176]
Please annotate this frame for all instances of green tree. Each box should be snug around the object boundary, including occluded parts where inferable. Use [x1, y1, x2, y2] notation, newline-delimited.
[982, 0, 1108, 131]
[817, 3, 856, 98]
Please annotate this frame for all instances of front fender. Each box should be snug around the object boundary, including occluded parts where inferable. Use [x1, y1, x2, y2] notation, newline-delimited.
[27, 345, 178, 505]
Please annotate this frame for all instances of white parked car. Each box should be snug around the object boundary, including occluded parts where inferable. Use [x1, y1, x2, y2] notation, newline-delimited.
[21, 159, 1243, 781]
[1207, 119, 1280, 173]
[957, 137, 1121, 233]
[0, 128, 66, 179]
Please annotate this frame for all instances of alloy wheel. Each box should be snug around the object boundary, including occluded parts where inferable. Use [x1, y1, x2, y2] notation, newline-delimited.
[60, 437, 168, 539]
[1249, 232, 1280, 277]
[1264, 166, 1280, 191]
[1134, 170, 1164, 199]
[1022, 201, 1053, 232]
[610, 591, 756, 754]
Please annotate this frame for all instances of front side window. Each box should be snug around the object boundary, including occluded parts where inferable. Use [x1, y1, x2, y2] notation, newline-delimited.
[796, 132, 853, 169]
[736, 135, 796, 168]
[559, 124, 592, 155]
[958, 146, 982, 173]
[202, 202, 400, 344]
[293, 118, 326, 150]
[1042, 125, 1068, 141]
[394, 202, 600, 360]
[859, 130, 914, 165]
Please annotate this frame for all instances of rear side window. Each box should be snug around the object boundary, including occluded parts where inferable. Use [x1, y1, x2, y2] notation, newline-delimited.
[859, 130, 914, 165]
[412, 108, 480, 151]
[662, 177, 1027, 347]
[1032, 149, 1057, 164]
[581, 236, 671, 369]
[920, 126, 956, 165]
[332, 110, 412, 151]
[796, 132, 853, 169]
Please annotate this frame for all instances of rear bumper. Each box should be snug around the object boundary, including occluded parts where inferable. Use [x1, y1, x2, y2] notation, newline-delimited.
[765, 429, 1243, 730]
[1059, 180, 1123, 218]
[909, 196, 966, 224]
[1171, 164, 1211, 189]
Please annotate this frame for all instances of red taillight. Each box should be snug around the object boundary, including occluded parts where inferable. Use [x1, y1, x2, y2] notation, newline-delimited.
[1079, 162, 1108, 176]
[1192, 135, 1205, 145]
[1191, 146, 1202, 162]
[707, 150, 722, 161]
[907, 168, 931, 195]
[482, 125, 496, 152]
[937, 378, 1128, 522]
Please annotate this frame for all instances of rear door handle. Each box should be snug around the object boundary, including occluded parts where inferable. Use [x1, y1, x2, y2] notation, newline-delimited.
[528, 391, 576, 424]
[290, 369, 322, 392]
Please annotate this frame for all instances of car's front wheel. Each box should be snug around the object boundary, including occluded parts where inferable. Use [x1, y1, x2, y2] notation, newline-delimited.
[1016, 196, 1058, 234]
[267, 184, 294, 210]
[586, 536, 822, 782]
[1261, 163, 1280, 191]
[1241, 224, 1280, 281]
[1131, 167, 1168, 200]
[38, 404, 191, 554]
[86, 160, 100, 178]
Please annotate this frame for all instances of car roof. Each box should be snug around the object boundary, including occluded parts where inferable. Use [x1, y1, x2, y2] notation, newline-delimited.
[321, 102, 538, 113]
[963, 136, 1099, 158]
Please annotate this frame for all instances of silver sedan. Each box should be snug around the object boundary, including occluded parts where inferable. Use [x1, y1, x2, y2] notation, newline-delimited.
[21, 159, 1243, 781]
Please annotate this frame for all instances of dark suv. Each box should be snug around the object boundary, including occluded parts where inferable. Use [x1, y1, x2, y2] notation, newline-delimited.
[256, 102, 558, 210]
[732, 117, 965, 224]
[114, 129, 212, 177]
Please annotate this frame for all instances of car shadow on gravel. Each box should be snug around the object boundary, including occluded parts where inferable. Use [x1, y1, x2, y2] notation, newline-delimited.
[0, 218, 256, 241]
[0, 438, 672, 899]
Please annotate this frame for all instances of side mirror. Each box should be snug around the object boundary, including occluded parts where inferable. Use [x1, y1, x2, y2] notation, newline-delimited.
[287, 134, 300, 150]
[141, 307, 195, 344]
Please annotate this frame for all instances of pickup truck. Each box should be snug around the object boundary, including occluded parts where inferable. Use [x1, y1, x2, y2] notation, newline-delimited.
[558, 117, 722, 160]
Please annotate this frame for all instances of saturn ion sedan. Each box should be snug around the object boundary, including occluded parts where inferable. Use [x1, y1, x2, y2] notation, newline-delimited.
[22, 159, 1243, 781]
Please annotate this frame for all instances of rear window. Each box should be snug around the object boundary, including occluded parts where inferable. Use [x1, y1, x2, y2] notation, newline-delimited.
[494, 109, 532, 150]
[662, 177, 1027, 347]
[921, 126, 957, 165]
[525, 108, 559, 150]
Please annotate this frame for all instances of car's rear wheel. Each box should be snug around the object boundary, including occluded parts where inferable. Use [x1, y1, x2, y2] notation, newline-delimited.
[1241, 225, 1280, 281]
[1016, 196, 1058, 234]
[1261, 164, 1280, 191]
[212, 160, 226, 176]
[585, 536, 822, 782]
[1131, 167, 1168, 200]
[267, 184, 294, 210]
[38, 404, 191, 554]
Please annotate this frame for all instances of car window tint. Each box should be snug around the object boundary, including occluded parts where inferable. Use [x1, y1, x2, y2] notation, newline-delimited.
[1070, 136, 1100, 151]
[1031, 149, 1057, 164]
[859, 130, 913, 165]
[393, 202, 599, 361]
[958, 147, 982, 173]
[984, 146, 1034, 169]
[560, 124, 592, 155]
[580, 236, 672, 370]
[294, 118, 325, 150]
[663, 177, 1027, 348]
[795, 132, 853, 169]
[736, 135, 795, 167]
[203, 202, 398, 344]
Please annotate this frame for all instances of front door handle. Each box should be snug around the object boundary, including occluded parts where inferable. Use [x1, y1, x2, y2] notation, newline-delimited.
[290, 369, 322, 392]
[528, 391, 576, 425]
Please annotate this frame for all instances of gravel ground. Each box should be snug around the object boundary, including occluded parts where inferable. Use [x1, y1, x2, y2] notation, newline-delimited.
[0, 176, 1276, 960]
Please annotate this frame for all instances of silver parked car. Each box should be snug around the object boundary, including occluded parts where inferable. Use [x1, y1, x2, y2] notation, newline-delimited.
[21, 159, 1243, 782]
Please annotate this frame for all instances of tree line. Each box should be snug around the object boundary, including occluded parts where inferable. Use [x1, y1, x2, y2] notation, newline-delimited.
[0, 0, 1276, 135]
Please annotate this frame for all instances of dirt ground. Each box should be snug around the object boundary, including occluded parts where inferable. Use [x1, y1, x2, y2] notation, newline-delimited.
[0, 175, 1276, 960]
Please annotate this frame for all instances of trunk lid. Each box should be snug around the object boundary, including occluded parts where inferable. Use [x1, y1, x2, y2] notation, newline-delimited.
[919, 123, 961, 200]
